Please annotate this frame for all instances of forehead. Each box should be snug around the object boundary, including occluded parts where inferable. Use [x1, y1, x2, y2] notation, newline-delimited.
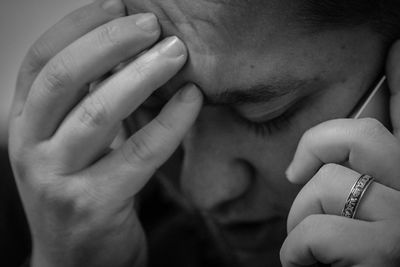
[123, 0, 382, 99]
[124, 0, 299, 49]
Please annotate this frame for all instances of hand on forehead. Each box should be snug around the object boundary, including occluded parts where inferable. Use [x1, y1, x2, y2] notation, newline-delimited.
[121, 0, 292, 93]
[122, 0, 385, 106]
[122, 0, 297, 47]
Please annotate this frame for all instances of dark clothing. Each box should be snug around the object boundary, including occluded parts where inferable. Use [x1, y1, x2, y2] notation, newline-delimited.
[0, 148, 31, 267]
[0, 148, 225, 267]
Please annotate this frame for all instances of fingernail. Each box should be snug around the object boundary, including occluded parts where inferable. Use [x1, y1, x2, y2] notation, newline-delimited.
[179, 84, 202, 102]
[135, 13, 158, 33]
[159, 37, 186, 58]
[101, 0, 125, 15]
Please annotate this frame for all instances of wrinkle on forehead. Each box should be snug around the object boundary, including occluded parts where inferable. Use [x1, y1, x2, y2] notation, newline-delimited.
[123, 0, 298, 53]
[124, 0, 227, 54]
[121, 0, 309, 96]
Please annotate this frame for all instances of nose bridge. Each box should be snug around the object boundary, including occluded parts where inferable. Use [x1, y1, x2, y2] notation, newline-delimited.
[180, 107, 253, 210]
[183, 106, 243, 159]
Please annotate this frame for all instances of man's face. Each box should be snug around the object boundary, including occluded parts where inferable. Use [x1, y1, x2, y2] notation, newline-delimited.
[124, 0, 386, 266]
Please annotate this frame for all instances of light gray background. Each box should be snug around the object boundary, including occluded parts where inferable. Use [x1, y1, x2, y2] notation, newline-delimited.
[0, 0, 90, 145]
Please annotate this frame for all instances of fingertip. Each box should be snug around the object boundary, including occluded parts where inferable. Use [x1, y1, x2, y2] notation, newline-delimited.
[134, 13, 160, 34]
[285, 162, 305, 184]
[178, 84, 203, 103]
[100, 0, 127, 16]
[285, 163, 296, 183]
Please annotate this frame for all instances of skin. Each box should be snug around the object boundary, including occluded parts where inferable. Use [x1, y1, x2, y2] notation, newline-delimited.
[123, 0, 388, 265]
[7, 0, 400, 267]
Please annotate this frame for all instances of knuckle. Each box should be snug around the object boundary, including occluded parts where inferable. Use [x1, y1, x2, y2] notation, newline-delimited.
[97, 22, 123, 48]
[41, 53, 74, 93]
[314, 163, 340, 185]
[301, 125, 317, 143]
[77, 95, 110, 128]
[295, 216, 317, 247]
[9, 146, 56, 185]
[37, 181, 65, 205]
[8, 141, 38, 182]
[8, 143, 24, 165]
[153, 117, 174, 134]
[24, 39, 53, 73]
[123, 134, 155, 164]
[130, 60, 150, 80]
[312, 164, 343, 213]
[357, 118, 387, 139]
[299, 214, 319, 232]
[37, 179, 95, 219]
[299, 215, 329, 246]
[8, 136, 25, 161]
[297, 125, 319, 151]
[65, 7, 91, 30]
[8, 151, 30, 181]
[300, 215, 348, 248]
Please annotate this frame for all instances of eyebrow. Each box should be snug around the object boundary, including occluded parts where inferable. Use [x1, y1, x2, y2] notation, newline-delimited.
[205, 78, 313, 106]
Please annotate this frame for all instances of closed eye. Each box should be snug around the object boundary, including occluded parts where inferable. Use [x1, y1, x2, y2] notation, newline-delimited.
[232, 93, 310, 136]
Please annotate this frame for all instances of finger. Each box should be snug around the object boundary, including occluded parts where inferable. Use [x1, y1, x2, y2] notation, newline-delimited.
[387, 40, 400, 139]
[85, 84, 203, 200]
[285, 118, 400, 190]
[281, 214, 375, 267]
[21, 13, 160, 140]
[51, 37, 187, 172]
[11, 0, 126, 118]
[287, 164, 400, 233]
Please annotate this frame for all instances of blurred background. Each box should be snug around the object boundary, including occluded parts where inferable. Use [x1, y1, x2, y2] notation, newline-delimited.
[0, 0, 90, 146]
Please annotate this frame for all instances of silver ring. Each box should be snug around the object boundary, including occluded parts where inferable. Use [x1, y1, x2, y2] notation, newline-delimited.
[341, 174, 374, 219]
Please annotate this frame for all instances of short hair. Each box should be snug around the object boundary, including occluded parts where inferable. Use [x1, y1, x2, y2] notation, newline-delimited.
[300, 1, 400, 41]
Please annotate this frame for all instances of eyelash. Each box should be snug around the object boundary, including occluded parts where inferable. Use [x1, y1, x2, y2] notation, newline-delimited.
[233, 106, 297, 136]
[143, 95, 299, 136]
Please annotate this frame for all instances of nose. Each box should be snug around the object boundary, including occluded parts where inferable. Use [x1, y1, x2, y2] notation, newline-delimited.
[180, 107, 254, 211]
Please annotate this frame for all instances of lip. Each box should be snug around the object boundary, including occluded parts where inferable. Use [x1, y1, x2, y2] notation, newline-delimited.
[217, 217, 287, 253]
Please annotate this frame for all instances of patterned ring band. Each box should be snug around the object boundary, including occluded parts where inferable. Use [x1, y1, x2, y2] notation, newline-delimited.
[341, 174, 375, 219]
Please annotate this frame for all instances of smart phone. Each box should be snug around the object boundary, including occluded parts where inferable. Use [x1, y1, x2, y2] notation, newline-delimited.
[348, 76, 392, 130]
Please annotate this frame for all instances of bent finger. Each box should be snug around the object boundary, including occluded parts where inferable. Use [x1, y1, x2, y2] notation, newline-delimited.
[287, 164, 400, 233]
[12, 0, 126, 118]
[22, 13, 160, 140]
[85, 84, 203, 200]
[51, 37, 185, 172]
[281, 214, 374, 267]
[286, 118, 400, 190]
